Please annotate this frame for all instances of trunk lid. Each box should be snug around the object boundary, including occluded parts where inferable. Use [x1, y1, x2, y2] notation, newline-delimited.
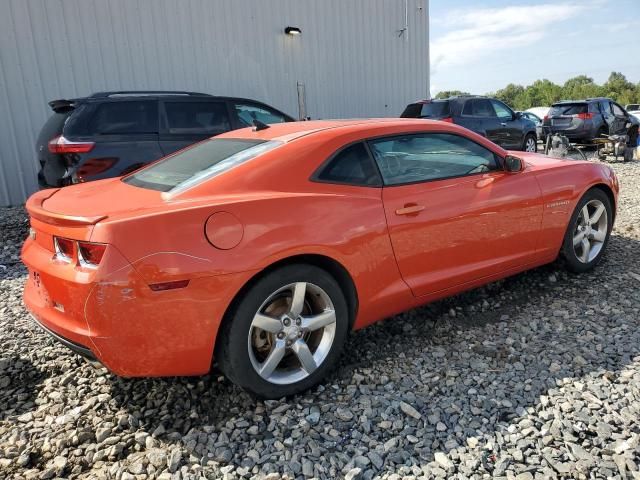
[28, 179, 164, 226]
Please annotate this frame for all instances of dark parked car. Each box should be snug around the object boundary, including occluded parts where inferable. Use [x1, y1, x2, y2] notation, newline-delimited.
[401, 96, 538, 152]
[543, 98, 639, 144]
[37, 91, 294, 188]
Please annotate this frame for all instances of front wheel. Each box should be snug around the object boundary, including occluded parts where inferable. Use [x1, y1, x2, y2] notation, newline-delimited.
[217, 264, 349, 399]
[523, 133, 537, 153]
[561, 189, 612, 273]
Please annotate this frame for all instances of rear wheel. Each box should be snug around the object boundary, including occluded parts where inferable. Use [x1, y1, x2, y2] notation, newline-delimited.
[523, 134, 537, 152]
[561, 189, 612, 273]
[217, 264, 349, 399]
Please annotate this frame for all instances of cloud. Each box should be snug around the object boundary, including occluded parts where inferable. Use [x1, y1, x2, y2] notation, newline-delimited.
[431, 2, 592, 73]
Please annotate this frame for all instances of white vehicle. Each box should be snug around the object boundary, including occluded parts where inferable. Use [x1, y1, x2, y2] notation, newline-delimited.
[526, 106, 550, 120]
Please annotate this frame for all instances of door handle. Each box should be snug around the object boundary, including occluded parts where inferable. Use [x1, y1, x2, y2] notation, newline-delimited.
[500, 122, 507, 126]
[395, 204, 425, 216]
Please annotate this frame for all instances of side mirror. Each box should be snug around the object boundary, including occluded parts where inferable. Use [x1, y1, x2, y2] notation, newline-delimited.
[504, 154, 524, 172]
[513, 111, 522, 121]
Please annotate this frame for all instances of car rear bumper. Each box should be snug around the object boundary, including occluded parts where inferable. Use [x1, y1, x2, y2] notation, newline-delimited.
[543, 123, 594, 140]
[22, 232, 253, 377]
[29, 312, 102, 366]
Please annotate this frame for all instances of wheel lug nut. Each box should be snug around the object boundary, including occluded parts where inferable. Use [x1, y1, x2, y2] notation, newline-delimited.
[298, 331, 303, 337]
[296, 318, 301, 325]
[277, 332, 285, 339]
[283, 318, 290, 326]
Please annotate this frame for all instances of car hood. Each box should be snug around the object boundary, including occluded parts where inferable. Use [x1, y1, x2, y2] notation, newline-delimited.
[509, 151, 579, 171]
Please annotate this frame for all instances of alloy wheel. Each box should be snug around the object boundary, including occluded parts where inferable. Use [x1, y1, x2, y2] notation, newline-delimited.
[525, 137, 537, 152]
[248, 282, 336, 385]
[573, 199, 608, 263]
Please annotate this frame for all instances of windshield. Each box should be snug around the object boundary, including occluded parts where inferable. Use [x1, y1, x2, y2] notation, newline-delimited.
[124, 138, 282, 193]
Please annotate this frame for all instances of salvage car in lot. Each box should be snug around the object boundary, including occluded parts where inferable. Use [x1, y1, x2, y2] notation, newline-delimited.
[22, 119, 618, 398]
[37, 91, 294, 188]
[401, 96, 538, 152]
[543, 98, 639, 144]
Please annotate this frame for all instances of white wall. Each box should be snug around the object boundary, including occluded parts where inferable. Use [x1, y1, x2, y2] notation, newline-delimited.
[0, 0, 429, 205]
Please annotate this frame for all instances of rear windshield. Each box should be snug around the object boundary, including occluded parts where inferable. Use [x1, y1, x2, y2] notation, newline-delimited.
[123, 138, 282, 193]
[549, 103, 587, 116]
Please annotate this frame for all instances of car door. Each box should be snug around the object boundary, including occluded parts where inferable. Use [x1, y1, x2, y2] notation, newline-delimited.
[610, 102, 629, 135]
[159, 99, 233, 155]
[471, 99, 504, 145]
[491, 99, 523, 149]
[230, 101, 291, 129]
[599, 100, 615, 133]
[369, 132, 543, 297]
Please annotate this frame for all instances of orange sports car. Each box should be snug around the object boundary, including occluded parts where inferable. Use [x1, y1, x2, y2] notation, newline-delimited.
[22, 119, 618, 398]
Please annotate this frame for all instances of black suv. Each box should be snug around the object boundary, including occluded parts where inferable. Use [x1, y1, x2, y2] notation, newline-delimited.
[401, 96, 538, 152]
[37, 91, 294, 188]
[543, 98, 639, 143]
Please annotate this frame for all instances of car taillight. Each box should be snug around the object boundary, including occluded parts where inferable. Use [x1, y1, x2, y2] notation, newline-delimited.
[543, 115, 549, 121]
[440, 117, 454, 123]
[78, 242, 107, 267]
[576, 112, 594, 120]
[48, 135, 95, 154]
[75, 158, 118, 180]
[54, 237, 74, 261]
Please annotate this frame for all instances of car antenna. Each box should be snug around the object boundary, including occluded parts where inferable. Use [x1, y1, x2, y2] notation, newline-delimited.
[253, 120, 270, 131]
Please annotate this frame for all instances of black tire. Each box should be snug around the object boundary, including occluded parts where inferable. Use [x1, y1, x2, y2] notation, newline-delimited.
[217, 264, 349, 399]
[561, 188, 613, 273]
[523, 133, 537, 152]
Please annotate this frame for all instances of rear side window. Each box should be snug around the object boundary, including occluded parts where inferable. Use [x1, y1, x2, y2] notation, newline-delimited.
[88, 101, 159, 134]
[464, 99, 495, 117]
[418, 101, 450, 119]
[124, 138, 281, 193]
[549, 103, 587, 116]
[165, 101, 231, 134]
[234, 103, 288, 127]
[599, 101, 611, 114]
[315, 142, 381, 186]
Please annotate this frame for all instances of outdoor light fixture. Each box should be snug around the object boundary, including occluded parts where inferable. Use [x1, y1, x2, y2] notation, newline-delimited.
[284, 26, 302, 36]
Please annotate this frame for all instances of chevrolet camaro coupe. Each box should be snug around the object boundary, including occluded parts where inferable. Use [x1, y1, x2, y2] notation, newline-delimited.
[22, 119, 618, 398]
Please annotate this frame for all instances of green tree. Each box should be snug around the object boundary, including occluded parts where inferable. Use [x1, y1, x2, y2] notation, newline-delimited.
[562, 75, 603, 101]
[493, 83, 526, 110]
[602, 72, 637, 105]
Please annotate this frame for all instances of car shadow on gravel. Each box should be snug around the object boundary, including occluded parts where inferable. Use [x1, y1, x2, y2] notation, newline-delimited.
[104, 233, 640, 478]
[0, 355, 46, 421]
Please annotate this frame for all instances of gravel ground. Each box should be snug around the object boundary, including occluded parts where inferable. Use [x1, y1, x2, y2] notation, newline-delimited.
[1, 161, 640, 480]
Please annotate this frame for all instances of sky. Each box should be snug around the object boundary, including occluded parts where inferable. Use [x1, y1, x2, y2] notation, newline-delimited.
[429, 0, 640, 96]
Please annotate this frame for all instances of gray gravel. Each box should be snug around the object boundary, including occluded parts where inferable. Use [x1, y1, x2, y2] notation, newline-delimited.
[1, 160, 640, 480]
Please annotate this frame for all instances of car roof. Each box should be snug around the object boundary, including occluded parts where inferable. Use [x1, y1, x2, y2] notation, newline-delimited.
[553, 98, 610, 105]
[216, 118, 440, 142]
[80, 91, 290, 107]
[411, 95, 482, 104]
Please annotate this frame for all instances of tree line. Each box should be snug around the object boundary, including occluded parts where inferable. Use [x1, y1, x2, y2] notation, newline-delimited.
[435, 72, 640, 110]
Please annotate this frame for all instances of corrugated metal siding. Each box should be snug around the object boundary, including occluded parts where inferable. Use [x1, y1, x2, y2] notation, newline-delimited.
[0, 0, 429, 206]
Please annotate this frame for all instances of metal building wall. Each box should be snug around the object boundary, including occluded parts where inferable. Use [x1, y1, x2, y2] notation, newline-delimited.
[0, 0, 429, 206]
